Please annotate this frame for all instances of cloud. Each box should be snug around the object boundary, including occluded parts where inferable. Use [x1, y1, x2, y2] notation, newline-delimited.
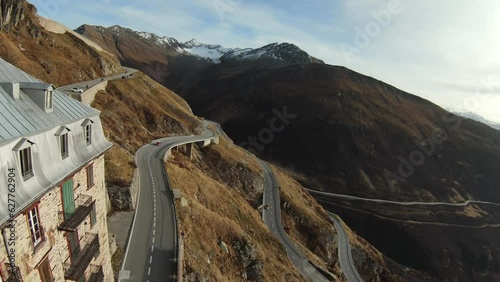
[28, 0, 500, 122]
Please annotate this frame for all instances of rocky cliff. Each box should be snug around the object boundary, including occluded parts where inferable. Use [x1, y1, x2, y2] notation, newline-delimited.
[0, 0, 122, 86]
[1, 0, 28, 31]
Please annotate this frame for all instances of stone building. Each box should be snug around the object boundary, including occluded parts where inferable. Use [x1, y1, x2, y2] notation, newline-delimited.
[0, 59, 114, 281]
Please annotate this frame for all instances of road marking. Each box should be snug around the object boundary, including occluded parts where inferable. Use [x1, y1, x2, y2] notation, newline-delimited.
[150, 256, 153, 264]
[153, 229, 156, 236]
[119, 148, 149, 282]
[153, 222, 156, 228]
[119, 129, 217, 282]
[118, 270, 130, 280]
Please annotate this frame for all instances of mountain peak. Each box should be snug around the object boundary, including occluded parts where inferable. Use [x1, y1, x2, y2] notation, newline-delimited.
[184, 38, 202, 48]
[220, 42, 324, 65]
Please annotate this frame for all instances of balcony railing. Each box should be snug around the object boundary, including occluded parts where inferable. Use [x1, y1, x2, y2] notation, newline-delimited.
[88, 265, 104, 282]
[63, 232, 100, 281]
[58, 194, 95, 232]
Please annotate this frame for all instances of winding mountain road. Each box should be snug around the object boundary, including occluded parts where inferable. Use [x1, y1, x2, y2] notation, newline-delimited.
[329, 213, 364, 282]
[119, 127, 218, 282]
[59, 67, 137, 92]
[260, 161, 330, 282]
[307, 189, 500, 208]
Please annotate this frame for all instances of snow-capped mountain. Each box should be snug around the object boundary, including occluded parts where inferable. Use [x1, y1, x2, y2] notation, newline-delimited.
[221, 43, 324, 64]
[75, 24, 325, 92]
[181, 39, 237, 63]
[75, 25, 323, 64]
[454, 111, 500, 130]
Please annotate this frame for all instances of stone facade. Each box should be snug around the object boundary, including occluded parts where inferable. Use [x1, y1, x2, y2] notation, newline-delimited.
[0, 58, 114, 282]
[0, 155, 114, 282]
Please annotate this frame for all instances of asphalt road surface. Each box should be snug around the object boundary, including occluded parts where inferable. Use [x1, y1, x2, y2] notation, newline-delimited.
[209, 123, 362, 281]
[306, 189, 500, 208]
[119, 127, 217, 282]
[329, 213, 364, 282]
[260, 161, 330, 282]
[58, 67, 137, 93]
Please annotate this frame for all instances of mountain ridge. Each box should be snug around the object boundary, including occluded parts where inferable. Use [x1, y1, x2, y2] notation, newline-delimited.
[74, 24, 324, 92]
[453, 111, 500, 130]
[75, 24, 323, 64]
[178, 60, 500, 281]
[4, 4, 496, 279]
[0, 3, 417, 281]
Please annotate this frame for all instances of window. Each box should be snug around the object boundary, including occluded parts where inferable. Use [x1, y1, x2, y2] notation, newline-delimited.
[45, 91, 53, 109]
[90, 205, 97, 227]
[20, 147, 33, 180]
[85, 124, 92, 145]
[38, 257, 54, 282]
[60, 133, 69, 159]
[27, 206, 43, 247]
[86, 164, 94, 189]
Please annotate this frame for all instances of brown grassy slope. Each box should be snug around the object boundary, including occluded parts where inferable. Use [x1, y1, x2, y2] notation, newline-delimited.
[274, 167, 342, 274]
[166, 136, 352, 281]
[181, 63, 500, 280]
[340, 217, 439, 282]
[91, 73, 201, 187]
[167, 138, 306, 281]
[0, 1, 122, 86]
[76, 24, 215, 90]
[76, 25, 178, 64]
[183, 63, 500, 203]
[274, 166, 427, 282]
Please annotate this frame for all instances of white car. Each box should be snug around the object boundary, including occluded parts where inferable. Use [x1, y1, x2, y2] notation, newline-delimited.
[71, 88, 84, 93]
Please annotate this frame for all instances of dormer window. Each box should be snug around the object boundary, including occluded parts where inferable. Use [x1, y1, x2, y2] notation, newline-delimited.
[85, 125, 92, 145]
[20, 147, 34, 180]
[13, 138, 35, 181]
[82, 119, 94, 146]
[55, 126, 71, 159]
[19, 82, 55, 113]
[60, 133, 69, 159]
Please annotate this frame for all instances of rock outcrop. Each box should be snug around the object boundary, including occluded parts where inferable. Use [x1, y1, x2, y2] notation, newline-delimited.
[0, 0, 43, 38]
[233, 240, 264, 282]
[0, 0, 26, 32]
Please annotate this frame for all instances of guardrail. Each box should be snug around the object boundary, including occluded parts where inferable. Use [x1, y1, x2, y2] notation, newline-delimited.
[159, 133, 219, 281]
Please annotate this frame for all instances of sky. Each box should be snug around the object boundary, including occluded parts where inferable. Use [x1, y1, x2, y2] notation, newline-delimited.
[30, 0, 500, 123]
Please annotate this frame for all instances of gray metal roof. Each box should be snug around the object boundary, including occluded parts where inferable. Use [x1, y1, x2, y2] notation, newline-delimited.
[0, 59, 99, 144]
[0, 58, 113, 226]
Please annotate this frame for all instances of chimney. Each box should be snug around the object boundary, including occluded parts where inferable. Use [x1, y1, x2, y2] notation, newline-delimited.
[0, 82, 20, 99]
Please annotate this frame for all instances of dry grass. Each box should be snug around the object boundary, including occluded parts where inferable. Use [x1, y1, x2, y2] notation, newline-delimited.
[272, 166, 344, 278]
[167, 146, 306, 281]
[92, 73, 202, 186]
[335, 216, 386, 268]
[0, 2, 123, 87]
[104, 145, 135, 187]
